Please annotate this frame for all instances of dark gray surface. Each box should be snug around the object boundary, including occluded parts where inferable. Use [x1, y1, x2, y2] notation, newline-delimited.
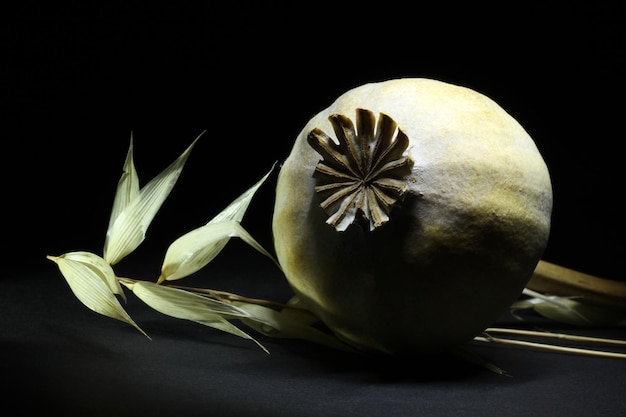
[4, 259, 626, 417]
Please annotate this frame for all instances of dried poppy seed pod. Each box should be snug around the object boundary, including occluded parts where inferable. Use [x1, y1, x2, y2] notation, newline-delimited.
[272, 78, 553, 354]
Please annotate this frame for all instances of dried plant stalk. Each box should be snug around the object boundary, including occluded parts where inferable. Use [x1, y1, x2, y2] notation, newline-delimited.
[485, 327, 626, 347]
[528, 260, 626, 312]
[476, 332, 626, 360]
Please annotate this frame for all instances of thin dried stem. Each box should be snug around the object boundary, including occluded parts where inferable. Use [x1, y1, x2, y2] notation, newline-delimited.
[164, 284, 305, 312]
[485, 327, 626, 347]
[476, 332, 626, 359]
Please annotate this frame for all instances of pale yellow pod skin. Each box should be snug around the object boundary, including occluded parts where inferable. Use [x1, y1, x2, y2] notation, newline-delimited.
[273, 78, 553, 354]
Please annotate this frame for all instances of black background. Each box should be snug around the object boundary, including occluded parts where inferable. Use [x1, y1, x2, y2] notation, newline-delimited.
[4, 2, 625, 281]
[3, 3, 626, 416]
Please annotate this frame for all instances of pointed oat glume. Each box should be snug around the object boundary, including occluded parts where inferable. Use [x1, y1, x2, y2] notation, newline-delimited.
[307, 108, 413, 232]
